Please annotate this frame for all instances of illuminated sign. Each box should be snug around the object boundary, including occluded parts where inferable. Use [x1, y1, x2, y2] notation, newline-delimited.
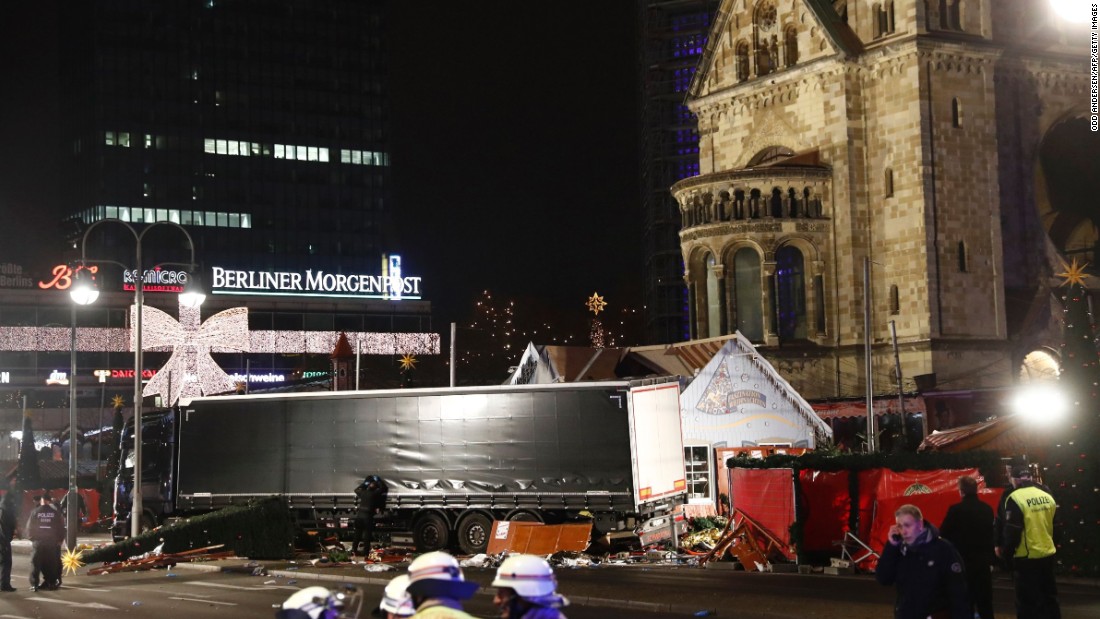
[383, 254, 402, 300]
[96, 369, 158, 379]
[123, 267, 189, 293]
[210, 261, 422, 300]
[38, 264, 99, 291]
[46, 370, 69, 386]
[0, 372, 8, 384]
[227, 372, 286, 383]
[0, 263, 35, 289]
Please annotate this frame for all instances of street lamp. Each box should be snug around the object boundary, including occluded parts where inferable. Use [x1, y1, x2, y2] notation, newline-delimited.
[70, 219, 204, 539]
[66, 267, 98, 551]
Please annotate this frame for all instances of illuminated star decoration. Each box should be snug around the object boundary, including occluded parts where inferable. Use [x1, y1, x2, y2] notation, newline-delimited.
[399, 354, 418, 371]
[61, 547, 84, 575]
[586, 292, 607, 315]
[111, 394, 126, 409]
[1058, 258, 1090, 288]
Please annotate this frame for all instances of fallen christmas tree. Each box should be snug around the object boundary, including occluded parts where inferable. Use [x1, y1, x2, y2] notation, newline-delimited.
[83, 497, 295, 564]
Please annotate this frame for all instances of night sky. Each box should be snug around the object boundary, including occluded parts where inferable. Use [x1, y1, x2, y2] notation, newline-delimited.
[0, 2, 643, 329]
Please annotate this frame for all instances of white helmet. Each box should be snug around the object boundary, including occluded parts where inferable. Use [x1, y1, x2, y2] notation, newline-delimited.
[491, 555, 557, 598]
[406, 551, 479, 601]
[278, 585, 362, 619]
[378, 575, 415, 617]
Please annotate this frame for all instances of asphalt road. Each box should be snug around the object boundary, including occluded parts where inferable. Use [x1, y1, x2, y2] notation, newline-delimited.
[0, 552, 1096, 618]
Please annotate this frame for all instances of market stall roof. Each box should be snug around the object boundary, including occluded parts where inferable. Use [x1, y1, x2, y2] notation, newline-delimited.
[813, 397, 927, 420]
[506, 343, 630, 384]
[628, 334, 739, 377]
[917, 415, 1027, 454]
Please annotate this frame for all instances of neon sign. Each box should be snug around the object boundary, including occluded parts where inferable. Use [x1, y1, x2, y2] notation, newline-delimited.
[227, 372, 286, 383]
[46, 370, 69, 386]
[210, 261, 422, 300]
[38, 264, 99, 291]
[95, 368, 158, 379]
[123, 267, 188, 293]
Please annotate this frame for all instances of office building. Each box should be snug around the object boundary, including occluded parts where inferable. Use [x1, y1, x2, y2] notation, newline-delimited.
[639, 0, 722, 345]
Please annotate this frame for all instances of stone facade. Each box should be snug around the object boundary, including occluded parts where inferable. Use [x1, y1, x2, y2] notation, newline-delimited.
[671, 0, 1092, 400]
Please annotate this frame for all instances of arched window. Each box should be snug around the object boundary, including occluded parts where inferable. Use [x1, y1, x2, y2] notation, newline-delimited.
[957, 241, 968, 272]
[735, 41, 750, 82]
[787, 188, 800, 217]
[754, 3, 778, 75]
[733, 189, 746, 219]
[734, 248, 763, 341]
[874, 2, 895, 37]
[884, 167, 894, 197]
[784, 26, 798, 66]
[889, 284, 900, 314]
[770, 188, 783, 218]
[706, 254, 724, 337]
[951, 97, 962, 127]
[941, 0, 961, 30]
[749, 188, 762, 218]
[775, 246, 807, 340]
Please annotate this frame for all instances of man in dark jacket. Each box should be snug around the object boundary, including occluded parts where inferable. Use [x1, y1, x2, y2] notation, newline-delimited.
[25, 494, 65, 591]
[0, 488, 17, 592]
[940, 475, 996, 619]
[876, 503, 970, 619]
[352, 475, 387, 555]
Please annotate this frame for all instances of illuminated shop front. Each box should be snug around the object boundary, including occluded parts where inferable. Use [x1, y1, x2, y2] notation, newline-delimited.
[0, 260, 439, 411]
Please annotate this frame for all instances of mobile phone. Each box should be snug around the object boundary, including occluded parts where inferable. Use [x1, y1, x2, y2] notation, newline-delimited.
[891, 533, 902, 543]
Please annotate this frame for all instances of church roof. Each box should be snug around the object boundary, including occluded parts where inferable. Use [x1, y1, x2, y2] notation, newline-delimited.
[688, 0, 862, 100]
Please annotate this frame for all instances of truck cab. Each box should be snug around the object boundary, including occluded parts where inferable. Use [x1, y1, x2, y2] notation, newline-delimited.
[112, 408, 178, 541]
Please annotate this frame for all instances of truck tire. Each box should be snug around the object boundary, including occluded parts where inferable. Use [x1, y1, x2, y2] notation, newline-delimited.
[413, 513, 450, 552]
[505, 509, 543, 523]
[456, 512, 493, 555]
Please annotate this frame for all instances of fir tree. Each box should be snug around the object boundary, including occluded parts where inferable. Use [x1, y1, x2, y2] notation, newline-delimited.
[1049, 260, 1100, 575]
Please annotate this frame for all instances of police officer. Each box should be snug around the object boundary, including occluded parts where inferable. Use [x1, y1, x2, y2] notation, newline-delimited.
[25, 495, 65, 591]
[998, 465, 1061, 619]
[352, 475, 386, 556]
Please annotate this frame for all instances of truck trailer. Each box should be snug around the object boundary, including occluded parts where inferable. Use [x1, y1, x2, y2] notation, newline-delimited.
[112, 379, 687, 553]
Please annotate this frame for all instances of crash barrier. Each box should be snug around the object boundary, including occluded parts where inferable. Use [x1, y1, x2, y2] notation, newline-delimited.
[728, 467, 1000, 570]
[698, 508, 791, 570]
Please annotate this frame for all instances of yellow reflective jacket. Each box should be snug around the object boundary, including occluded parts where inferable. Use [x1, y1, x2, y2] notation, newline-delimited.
[1004, 484, 1057, 559]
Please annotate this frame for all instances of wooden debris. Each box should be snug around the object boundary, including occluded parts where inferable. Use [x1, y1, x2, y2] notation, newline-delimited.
[89, 544, 235, 575]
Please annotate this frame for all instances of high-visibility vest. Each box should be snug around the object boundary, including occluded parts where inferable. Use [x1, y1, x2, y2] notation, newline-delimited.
[1008, 486, 1057, 559]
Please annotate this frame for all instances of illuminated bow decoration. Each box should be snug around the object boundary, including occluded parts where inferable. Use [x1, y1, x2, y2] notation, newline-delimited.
[134, 303, 250, 405]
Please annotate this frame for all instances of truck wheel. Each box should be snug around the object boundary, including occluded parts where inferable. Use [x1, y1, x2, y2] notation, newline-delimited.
[456, 512, 493, 555]
[413, 514, 450, 552]
[505, 509, 542, 523]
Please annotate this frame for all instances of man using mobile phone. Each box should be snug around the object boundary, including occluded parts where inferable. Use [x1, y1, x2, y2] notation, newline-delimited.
[876, 504, 970, 619]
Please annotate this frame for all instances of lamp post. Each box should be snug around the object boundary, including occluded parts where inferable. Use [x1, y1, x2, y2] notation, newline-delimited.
[70, 219, 205, 539]
[67, 267, 99, 550]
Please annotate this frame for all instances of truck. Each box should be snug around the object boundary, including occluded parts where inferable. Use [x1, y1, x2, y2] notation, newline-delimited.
[112, 379, 688, 553]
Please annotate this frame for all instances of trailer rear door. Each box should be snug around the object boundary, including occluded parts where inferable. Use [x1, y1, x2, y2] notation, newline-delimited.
[627, 381, 686, 512]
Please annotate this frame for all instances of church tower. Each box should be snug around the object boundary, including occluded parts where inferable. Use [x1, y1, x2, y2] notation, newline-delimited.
[672, 0, 1093, 406]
